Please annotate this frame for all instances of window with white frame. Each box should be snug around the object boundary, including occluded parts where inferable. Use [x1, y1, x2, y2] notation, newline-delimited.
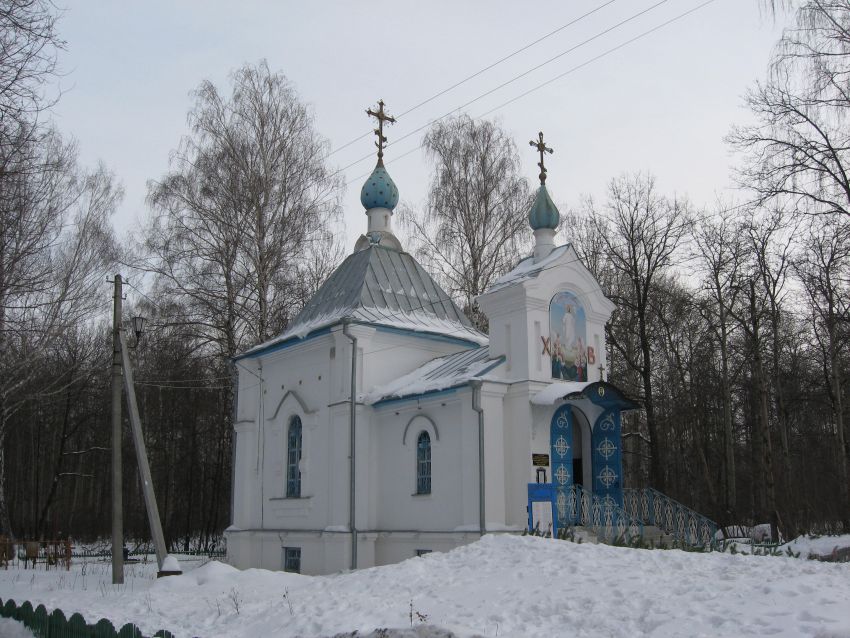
[416, 430, 431, 494]
[286, 416, 302, 497]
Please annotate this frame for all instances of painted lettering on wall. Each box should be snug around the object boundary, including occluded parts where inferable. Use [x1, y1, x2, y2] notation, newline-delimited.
[548, 291, 587, 381]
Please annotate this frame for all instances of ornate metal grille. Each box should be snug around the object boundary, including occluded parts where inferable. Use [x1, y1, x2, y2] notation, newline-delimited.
[416, 431, 431, 494]
[623, 487, 718, 548]
[286, 416, 302, 497]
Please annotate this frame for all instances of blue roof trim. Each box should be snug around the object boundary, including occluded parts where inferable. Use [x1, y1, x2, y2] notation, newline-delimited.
[474, 356, 506, 377]
[372, 385, 464, 408]
[370, 356, 503, 407]
[373, 323, 484, 348]
[564, 381, 641, 411]
[233, 326, 333, 361]
[235, 319, 485, 362]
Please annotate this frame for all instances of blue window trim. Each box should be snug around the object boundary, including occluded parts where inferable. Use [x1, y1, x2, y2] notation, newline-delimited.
[416, 431, 431, 495]
[286, 416, 302, 498]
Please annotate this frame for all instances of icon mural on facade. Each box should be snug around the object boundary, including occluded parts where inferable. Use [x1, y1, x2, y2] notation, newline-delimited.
[547, 291, 587, 381]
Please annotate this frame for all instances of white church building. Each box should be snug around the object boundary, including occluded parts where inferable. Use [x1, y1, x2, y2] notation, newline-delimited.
[225, 110, 655, 575]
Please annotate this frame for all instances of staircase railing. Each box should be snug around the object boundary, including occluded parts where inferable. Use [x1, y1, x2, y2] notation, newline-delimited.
[563, 485, 644, 545]
[623, 487, 718, 549]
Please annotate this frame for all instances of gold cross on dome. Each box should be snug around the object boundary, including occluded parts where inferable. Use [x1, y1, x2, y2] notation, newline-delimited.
[366, 99, 396, 165]
[529, 131, 554, 185]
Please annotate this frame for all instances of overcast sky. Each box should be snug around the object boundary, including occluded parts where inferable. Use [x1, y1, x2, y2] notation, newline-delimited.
[51, 0, 789, 251]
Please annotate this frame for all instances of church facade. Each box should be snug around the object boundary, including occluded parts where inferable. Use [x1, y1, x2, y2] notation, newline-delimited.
[225, 112, 638, 575]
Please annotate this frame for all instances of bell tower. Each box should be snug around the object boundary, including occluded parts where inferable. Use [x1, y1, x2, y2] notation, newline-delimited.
[477, 132, 614, 384]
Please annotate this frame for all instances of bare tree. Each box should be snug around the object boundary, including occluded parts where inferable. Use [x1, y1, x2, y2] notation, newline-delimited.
[693, 205, 746, 520]
[773, 1, 850, 95]
[586, 173, 691, 492]
[0, 127, 119, 537]
[400, 114, 531, 329]
[793, 216, 850, 524]
[143, 60, 343, 358]
[0, 0, 63, 128]
[747, 210, 797, 507]
[730, 2, 850, 219]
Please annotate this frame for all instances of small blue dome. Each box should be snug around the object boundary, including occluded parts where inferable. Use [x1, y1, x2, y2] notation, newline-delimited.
[528, 185, 559, 230]
[360, 164, 399, 210]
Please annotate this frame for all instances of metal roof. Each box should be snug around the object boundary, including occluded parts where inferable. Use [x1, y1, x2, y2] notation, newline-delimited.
[293, 243, 476, 327]
[364, 346, 504, 405]
[241, 244, 486, 356]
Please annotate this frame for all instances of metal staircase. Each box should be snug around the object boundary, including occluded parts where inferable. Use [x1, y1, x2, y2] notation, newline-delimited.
[528, 484, 718, 550]
[563, 485, 644, 545]
[623, 487, 718, 549]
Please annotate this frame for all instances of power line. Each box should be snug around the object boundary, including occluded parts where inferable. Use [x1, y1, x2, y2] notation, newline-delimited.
[332, 0, 674, 180]
[478, 0, 717, 118]
[346, 0, 718, 188]
[325, 0, 623, 159]
[135, 382, 230, 390]
[139, 375, 232, 383]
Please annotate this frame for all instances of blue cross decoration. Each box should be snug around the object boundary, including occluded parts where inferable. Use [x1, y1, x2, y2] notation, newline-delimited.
[549, 404, 574, 529]
[591, 408, 624, 508]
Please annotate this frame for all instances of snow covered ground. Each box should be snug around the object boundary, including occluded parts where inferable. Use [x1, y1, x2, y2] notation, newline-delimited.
[782, 534, 850, 560]
[0, 618, 34, 638]
[1, 535, 849, 637]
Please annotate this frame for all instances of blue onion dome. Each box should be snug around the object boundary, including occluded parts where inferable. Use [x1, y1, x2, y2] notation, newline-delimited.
[360, 163, 399, 210]
[528, 185, 560, 230]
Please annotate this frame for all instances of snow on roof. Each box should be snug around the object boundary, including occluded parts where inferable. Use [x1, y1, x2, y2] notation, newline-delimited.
[531, 381, 594, 405]
[364, 346, 504, 405]
[487, 244, 571, 293]
[240, 244, 487, 357]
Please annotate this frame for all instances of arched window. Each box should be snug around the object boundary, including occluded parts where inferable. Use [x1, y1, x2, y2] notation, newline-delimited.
[416, 431, 431, 494]
[286, 416, 302, 497]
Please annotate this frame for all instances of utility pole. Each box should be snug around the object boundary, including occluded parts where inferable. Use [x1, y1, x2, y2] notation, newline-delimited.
[119, 329, 169, 571]
[110, 274, 124, 585]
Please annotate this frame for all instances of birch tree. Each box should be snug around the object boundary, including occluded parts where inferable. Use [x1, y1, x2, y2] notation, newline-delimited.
[401, 114, 532, 330]
[143, 61, 343, 358]
[730, 1, 850, 219]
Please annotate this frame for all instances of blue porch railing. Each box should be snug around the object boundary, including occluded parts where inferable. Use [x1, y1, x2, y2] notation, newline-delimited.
[623, 487, 718, 549]
[568, 485, 644, 544]
[528, 483, 644, 545]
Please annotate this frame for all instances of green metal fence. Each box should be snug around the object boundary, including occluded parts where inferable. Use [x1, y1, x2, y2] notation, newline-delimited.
[0, 597, 178, 638]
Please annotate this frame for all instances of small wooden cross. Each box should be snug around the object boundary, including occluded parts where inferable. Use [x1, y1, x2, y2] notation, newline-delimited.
[598, 364, 606, 380]
[529, 131, 553, 185]
[366, 99, 396, 165]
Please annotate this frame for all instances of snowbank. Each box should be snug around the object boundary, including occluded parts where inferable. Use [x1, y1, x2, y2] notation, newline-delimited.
[0, 618, 35, 638]
[1, 536, 849, 637]
[783, 534, 850, 560]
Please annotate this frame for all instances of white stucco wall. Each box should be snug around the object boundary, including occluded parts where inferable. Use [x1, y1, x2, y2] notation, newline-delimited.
[228, 242, 615, 575]
[227, 322, 489, 574]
